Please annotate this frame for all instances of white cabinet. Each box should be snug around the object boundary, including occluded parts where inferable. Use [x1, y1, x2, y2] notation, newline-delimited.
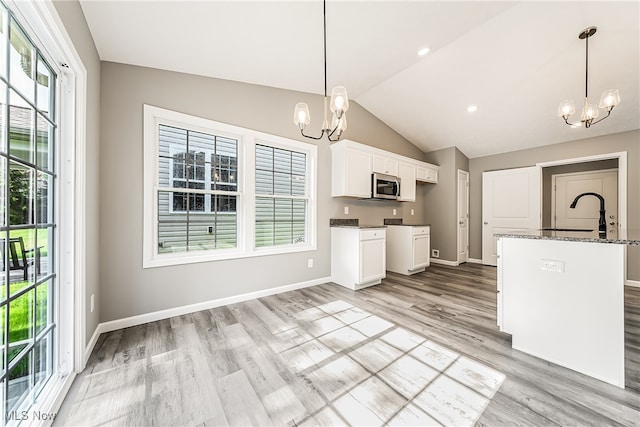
[373, 155, 399, 176]
[386, 225, 430, 275]
[331, 227, 386, 290]
[331, 144, 372, 198]
[398, 162, 416, 202]
[416, 165, 438, 183]
[331, 139, 438, 199]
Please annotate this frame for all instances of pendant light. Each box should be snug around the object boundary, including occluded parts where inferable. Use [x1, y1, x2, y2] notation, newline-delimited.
[293, 0, 349, 142]
[558, 26, 620, 128]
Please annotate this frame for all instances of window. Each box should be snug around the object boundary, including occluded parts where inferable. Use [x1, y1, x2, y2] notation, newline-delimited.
[158, 125, 238, 253]
[255, 145, 307, 247]
[144, 106, 317, 267]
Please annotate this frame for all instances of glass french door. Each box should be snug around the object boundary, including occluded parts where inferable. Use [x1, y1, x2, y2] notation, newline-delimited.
[0, 2, 57, 423]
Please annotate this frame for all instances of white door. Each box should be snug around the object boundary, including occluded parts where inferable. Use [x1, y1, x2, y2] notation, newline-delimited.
[482, 166, 541, 266]
[457, 170, 469, 264]
[552, 170, 618, 239]
[412, 235, 430, 269]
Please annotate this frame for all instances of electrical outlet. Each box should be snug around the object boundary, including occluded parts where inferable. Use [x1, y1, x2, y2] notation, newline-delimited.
[431, 249, 440, 258]
[90, 294, 95, 313]
[393, 208, 397, 215]
[540, 259, 564, 273]
[411, 209, 414, 216]
[307, 258, 313, 268]
[344, 206, 349, 215]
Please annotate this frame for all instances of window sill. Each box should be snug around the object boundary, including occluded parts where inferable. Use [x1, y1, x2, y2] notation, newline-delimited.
[143, 243, 317, 269]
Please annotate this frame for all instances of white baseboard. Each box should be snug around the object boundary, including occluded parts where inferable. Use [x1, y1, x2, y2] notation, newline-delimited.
[98, 276, 331, 335]
[468, 258, 483, 264]
[429, 258, 459, 267]
[627, 279, 640, 288]
[83, 324, 103, 368]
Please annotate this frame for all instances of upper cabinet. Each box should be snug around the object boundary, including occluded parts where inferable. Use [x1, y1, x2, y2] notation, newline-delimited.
[398, 162, 417, 202]
[331, 142, 373, 198]
[372, 155, 399, 176]
[331, 139, 439, 200]
[416, 165, 438, 183]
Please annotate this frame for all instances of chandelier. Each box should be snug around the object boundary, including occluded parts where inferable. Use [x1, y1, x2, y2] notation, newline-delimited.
[558, 26, 620, 128]
[293, 0, 349, 142]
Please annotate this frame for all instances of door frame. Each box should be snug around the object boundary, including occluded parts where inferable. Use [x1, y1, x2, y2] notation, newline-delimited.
[538, 152, 627, 239]
[457, 169, 469, 265]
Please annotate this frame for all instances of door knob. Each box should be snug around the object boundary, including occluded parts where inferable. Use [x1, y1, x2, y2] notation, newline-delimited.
[609, 222, 615, 226]
[483, 221, 488, 225]
[459, 221, 464, 225]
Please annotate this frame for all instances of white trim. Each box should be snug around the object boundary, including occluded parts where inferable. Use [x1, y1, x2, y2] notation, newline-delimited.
[538, 151, 627, 239]
[143, 105, 318, 269]
[627, 280, 640, 289]
[83, 325, 102, 367]
[98, 276, 331, 334]
[468, 258, 483, 264]
[430, 258, 460, 266]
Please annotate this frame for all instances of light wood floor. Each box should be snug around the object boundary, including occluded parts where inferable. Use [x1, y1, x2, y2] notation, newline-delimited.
[55, 264, 640, 426]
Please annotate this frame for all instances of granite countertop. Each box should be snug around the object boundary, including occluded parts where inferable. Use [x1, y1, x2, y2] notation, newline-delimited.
[386, 224, 431, 227]
[496, 229, 640, 246]
[331, 225, 387, 229]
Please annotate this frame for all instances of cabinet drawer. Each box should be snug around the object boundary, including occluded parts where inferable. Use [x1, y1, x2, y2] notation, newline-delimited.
[360, 229, 385, 241]
[412, 226, 430, 236]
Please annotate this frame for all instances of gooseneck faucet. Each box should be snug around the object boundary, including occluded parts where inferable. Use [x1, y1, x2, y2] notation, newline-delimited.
[569, 192, 606, 238]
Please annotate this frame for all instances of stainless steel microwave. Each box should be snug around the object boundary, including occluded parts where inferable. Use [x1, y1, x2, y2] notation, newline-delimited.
[371, 173, 401, 200]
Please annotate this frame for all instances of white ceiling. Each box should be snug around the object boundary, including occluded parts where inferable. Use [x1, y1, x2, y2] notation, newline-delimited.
[79, 1, 640, 158]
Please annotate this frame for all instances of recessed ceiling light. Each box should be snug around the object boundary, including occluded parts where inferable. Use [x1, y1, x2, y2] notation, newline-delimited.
[466, 104, 478, 113]
[417, 47, 430, 57]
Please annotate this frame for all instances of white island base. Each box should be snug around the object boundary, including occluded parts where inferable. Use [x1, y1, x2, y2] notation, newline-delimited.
[498, 237, 626, 388]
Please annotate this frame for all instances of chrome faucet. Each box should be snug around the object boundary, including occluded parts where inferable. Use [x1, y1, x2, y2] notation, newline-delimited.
[569, 192, 606, 238]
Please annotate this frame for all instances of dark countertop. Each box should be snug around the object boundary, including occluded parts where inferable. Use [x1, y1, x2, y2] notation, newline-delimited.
[496, 229, 640, 246]
[386, 224, 431, 227]
[331, 225, 387, 229]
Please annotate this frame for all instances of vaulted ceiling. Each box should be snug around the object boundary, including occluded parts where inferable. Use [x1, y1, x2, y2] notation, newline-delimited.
[79, 1, 639, 158]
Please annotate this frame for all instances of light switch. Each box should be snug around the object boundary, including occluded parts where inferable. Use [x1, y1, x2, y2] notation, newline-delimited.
[344, 206, 349, 215]
[393, 208, 397, 215]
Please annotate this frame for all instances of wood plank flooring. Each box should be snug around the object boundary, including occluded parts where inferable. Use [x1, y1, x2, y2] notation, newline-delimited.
[55, 264, 640, 426]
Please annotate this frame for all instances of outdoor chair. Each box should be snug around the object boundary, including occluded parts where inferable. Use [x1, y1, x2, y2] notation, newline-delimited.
[0, 237, 41, 281]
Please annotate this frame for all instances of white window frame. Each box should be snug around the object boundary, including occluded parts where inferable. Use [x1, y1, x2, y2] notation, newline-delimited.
[143, 105, 317, 268]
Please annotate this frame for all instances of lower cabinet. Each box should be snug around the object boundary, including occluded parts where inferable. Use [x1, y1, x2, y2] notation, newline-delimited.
[331, 227, 386, 290]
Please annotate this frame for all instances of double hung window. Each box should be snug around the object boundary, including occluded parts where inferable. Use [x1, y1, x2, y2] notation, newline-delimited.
[144, 106, 317, 268]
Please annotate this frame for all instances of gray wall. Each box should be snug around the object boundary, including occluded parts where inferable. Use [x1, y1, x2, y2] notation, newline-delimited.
[469, 130, 640, 280]
[53, 1, 101, 346]
[421, 147, 469, 262]
[99, 62, 427, 322]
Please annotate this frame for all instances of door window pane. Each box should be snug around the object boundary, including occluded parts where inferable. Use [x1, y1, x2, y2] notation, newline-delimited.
[8, 289, 33, 362]
[36, 55, 54, 118]
[9, 91, 34, 164]
[36, 115, 53, 172]
[9, 160, 34, 226]
[9, 18, 34, 103]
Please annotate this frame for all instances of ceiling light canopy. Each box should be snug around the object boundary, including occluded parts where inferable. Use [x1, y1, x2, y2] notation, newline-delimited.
[558, 26, 620, 129]
[466, 104, 478, 113]
[293, 0, 348, 142]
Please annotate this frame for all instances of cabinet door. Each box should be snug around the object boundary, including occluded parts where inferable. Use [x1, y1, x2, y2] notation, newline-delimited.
[398, 162, 416, 202]
[359, 238, 385, 283]
[412, 235, 430, 269]
[373, 155, 399, 176]
[346, 148, 373, 198]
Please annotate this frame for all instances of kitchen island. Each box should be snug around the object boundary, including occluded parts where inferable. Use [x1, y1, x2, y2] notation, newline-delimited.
[496, 230, 639, 388]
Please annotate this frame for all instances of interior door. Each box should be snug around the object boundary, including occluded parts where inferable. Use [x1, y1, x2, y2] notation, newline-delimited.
[482, 166, 541, 266]
[553, 170, 618, 239]
[457, 170, 469, 264]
